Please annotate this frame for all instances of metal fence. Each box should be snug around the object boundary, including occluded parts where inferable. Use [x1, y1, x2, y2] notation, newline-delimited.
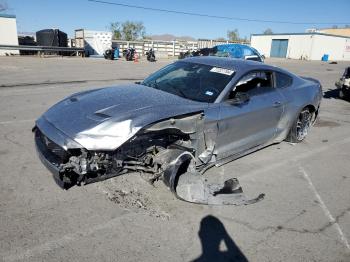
[197, 39, 249, 48]
[0, 39, 250, 58]
[112, 39, 249, 57]
[0, 44, 84, 55]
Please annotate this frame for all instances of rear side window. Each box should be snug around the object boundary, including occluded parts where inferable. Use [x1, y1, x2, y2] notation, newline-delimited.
[242, 46, 254, 56]
[275, 72, 292, 88]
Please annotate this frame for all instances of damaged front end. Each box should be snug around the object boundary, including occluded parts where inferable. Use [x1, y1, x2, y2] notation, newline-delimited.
[34, 113, 263, 205]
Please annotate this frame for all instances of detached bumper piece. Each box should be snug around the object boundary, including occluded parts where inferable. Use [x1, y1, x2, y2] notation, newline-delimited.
[176, 174, 264, 205]
[162, 150, 264, 205]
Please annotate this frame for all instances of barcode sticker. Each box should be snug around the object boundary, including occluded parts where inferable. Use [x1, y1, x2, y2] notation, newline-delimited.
[210, 67, 234, 75]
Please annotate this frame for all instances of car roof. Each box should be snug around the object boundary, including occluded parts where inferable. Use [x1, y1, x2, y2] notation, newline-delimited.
[215, 43, 249, 49]
[181, 56, 276, 73]
[214, 44, 262, 56]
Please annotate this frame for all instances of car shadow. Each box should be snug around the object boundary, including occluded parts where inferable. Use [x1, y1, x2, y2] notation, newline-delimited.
[323, 89, 339, 99]
[191, 215, 248, 262]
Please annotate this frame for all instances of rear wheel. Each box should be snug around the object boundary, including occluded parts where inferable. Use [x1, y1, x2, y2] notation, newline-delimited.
[339, 88, 345, 99]
[285, 108, 313, 143]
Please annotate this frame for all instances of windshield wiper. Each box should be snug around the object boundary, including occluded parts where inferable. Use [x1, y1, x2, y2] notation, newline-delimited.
[140, 80, 157, 89]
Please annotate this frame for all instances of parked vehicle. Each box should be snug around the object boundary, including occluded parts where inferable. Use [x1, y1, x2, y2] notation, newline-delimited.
[178, 47, 217, 59]
[335, 67, 350, 100]
[179, 44, 264, 62]
[123, 48, 136, 61]
[103, 47, 119, 60]
[214, 44, 264, 62]
[103, 48, 114, 60]
[178, 50, 192, 59]
[146, 48, 156, 62]
[33, 57, 322, 204]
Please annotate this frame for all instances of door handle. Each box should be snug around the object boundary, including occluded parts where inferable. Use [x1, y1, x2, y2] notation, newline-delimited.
[273, 101, 282, 107]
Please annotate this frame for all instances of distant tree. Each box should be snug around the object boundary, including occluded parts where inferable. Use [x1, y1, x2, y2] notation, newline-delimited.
[121, 21, 145, 41]
[109, 21, 146, 40]
[142, 35, 152, 40]
[332, 25, 338, 29]
[109, 22, 122, 40]
[263, 28, 273, 34]
[227, 29, 240, 41]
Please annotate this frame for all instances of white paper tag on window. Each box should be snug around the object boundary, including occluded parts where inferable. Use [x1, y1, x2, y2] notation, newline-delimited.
[210, 67, 234, 75]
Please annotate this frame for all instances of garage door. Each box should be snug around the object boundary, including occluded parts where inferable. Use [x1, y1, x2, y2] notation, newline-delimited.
[270, 39, 288, 58]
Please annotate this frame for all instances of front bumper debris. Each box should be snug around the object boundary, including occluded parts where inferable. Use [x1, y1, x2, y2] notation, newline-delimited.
[162, 150, 264, 205]
[175, 174, 265, 205]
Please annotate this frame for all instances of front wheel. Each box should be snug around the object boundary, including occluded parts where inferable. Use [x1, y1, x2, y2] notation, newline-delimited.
[285, 108, 313, 143]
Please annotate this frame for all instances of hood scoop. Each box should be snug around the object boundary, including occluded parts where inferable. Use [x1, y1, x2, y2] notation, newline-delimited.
[94, 112, 111, 119]
[86, 110, 112, 122]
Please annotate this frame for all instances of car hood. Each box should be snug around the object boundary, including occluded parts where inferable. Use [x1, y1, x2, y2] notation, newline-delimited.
[38, 84, 208, 150]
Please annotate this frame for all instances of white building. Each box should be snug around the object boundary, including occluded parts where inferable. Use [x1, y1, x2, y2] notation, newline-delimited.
[0, 14, 19, 55]
[251, 33, 350, 61]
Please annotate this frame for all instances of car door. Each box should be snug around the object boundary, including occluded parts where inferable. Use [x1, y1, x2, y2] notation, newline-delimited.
[216, 71, 285, 159]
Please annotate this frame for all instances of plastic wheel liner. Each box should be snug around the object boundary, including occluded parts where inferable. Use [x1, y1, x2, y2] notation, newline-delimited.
[162, 150, 265, 205]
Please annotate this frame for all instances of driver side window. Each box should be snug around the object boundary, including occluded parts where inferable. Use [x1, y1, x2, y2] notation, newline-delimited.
[229, 71, 273, 99]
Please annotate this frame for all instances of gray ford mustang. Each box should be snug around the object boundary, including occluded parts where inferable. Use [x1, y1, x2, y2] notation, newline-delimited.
[33, 57, 322, 204]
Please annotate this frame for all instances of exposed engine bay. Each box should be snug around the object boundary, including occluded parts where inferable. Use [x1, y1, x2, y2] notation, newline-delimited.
[58, 130, 193, 187]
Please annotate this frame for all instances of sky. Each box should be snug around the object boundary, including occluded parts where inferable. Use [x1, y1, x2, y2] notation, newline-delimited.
[2, 0, 350, 39]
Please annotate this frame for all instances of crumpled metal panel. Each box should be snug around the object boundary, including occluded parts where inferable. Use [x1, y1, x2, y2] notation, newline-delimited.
[145, 113, 203, 134]
[176, 174, 265, 205]
[161, 149, 264, 205]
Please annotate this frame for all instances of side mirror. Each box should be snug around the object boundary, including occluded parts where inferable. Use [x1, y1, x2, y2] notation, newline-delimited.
[245, 55, 259, 61]
[245, 55, 264, 62]
[230, 92, 250, 105]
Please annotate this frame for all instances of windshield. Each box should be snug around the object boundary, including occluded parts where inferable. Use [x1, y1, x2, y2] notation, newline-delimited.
[141, 62, 235, 103]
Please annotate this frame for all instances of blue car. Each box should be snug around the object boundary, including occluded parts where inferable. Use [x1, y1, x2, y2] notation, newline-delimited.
[214, 44, 264, 62]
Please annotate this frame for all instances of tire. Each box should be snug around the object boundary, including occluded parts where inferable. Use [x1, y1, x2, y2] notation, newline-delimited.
[339, 88, 345, 99]
[285, 108, 313, 143]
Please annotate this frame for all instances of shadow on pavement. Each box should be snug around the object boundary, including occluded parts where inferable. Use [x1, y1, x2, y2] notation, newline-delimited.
[323, 89, 339, 99]
[192, 215, 248, 262]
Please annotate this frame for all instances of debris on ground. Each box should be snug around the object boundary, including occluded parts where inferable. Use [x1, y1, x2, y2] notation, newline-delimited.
[98, 173, 171, 220]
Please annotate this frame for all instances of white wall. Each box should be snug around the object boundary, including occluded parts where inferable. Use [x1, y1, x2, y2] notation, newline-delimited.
[251, 33, 350, 61]
[251, 34, 312, 59]
[286, 35, 313, 60]
[310, 34, 350, 61]
[0, 16, 19, 55]
[250, 35, 272, 58]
